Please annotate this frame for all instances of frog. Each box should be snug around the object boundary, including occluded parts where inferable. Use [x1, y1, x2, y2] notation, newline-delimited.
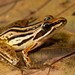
[0, 15, 67, 67]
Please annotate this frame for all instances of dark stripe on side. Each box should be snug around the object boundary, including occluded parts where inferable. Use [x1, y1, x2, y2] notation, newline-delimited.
[0, 24, 41, 36]
[0, 29, 27, 36]
[13, 36, 33, 46]
[8, 33, 33, 41]
[13, 26, 26, 28]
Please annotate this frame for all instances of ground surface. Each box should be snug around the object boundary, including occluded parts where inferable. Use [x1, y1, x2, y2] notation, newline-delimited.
[0, 0, 75, 75]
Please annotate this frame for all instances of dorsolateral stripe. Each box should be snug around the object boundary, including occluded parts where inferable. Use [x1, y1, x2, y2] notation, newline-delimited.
[8, 32, 33, 41]
[0, 24, 41, 36]
[13, 36, 33, 46]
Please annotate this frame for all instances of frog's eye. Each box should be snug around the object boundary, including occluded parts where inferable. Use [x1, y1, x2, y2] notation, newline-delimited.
[41, 22, 50, 31]
[44, 15, 54, 21]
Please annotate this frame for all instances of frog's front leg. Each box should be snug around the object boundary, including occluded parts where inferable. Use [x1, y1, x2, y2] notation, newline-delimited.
[22, 42, 37, 67]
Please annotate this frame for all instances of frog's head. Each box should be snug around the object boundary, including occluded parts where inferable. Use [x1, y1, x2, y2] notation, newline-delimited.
[41, 17, 67, 32]
[33, 17, 67, 42]
[32, 17, 67, 50]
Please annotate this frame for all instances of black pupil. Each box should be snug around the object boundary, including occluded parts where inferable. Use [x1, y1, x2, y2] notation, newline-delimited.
[42, 22, 50, 29]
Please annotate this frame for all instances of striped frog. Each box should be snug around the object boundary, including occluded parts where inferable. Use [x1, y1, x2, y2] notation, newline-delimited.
[0, 15, 67, 67]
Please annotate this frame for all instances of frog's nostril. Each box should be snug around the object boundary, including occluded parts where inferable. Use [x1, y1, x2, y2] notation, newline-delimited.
[57, 17, 67, 25]
[61, 19, 67, 25]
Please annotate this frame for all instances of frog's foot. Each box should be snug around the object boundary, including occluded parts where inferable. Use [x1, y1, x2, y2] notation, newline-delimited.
[24, 57, 32, 67]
